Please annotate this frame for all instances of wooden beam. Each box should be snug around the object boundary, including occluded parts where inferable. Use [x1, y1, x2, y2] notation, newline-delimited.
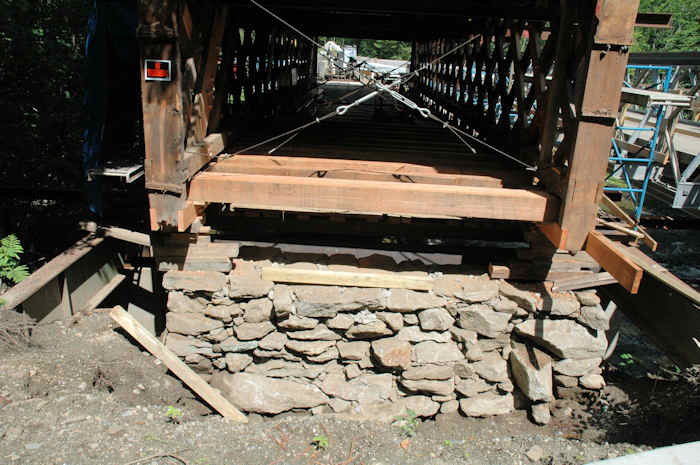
[262, 267, 434, 291]
[600, 194, 657, 251]
[177, 201, 207, 232]
[209, 155, 530, 188]
[188, 172, 559, 222]
[109, 306, 247, 423]
[536, 223, 569, 249]
[551, 272, 617, 291]
[585, 231, 643, 294]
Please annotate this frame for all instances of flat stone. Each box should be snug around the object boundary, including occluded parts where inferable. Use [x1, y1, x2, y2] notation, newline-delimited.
[285, 340, 336, 356]
[345, 364, 362, 379]
[526, 444, 545, 461]
[488, 296, 526, 315]
[377, 312, 404, 332]
[510, 343, 554, 402]
[234, 322, 275, 340]
[385, 289, 446, 312]
[224, 353, 253, 373]
[449, 327, 478, 344]
[371, 337, 412, 369]
[403, 365, 454, 380]
[166, 312, 223, 336]
[228, 262, 274, 298]
[452, 360, 475, 378]
[354, 309, 378, 324]
[554, 375, 578, 388]
[403, 314, 419, 325]
[287, 324, 341, 341]
[401, 378, 455, 396]
[498, 280, 538, 312]
[337, 341, 370, 361]
[460, 393, 514, 417]
[163, 271, 228, 292]
[531, 403, 551, 425]
[412, 341, 463, 365]
[418, 308, 455, 331]
[498, 379, 514, 393]
[278, 315, 318, 330]
[578, 305, 610, 331]
[258, 332, 288, 351]
[293, 286, 386, 317]
[326, 314, 354, 330]
[346, 321, 392, 339]
[457, 304, 511, 338]
[204, 305, 233, 322]
[245, 360, 323, 378]
[575, 290, 600, 307]
[204, 327, 230, 343]
[397, 326, 452, 343]
[401, 395, 440, 417]
[546, 292, 580, 317]
[472, 352, 509, 383]
[579, 374, 605, 390]
[318, 373, 395, 404]
[210, 373, 328, 414]
[328, 397, 352, 413]
[455, 377, 494, 397]
[217, 337, 258, 353]
[553, 358, 603, 377]
[167, 291, 206, 313]
[307, 347, 339, 363]
[464, 341, 485, 362]
[252, 348, 301, 362]
[440, 400, 460, 414]
[515, 319, 607, 360]
[242, 298, 273, 323]
[166, 333, 213, 357]
[478, 338, 507, 352]
[457, 277, 500, 303]
[272, 285, 295, 318]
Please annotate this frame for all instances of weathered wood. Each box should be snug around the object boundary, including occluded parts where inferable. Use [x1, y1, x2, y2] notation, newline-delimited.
[0, 235, 104, 311]
[597, 219, 645, 239]
[536, 223, 569, 249]
[593, 0, 640, 46]
[188, 172, 559, 222]
[109, 306, 247, 422]
[262, 267, 434, 291]
[177, 201, 207, 233]
[153, 235, 238, 272]
[551, 272, 617, 291]
[600, 194, 657, 251]
[77, 273, 126, 314]
[585, 231, 643, 293]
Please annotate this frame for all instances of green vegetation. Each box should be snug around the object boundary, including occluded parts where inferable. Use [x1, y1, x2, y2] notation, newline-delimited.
[311, 434, 329, 450]
[165, 405, 183, 423]
[633, 0, 700, 52]
[0, 235, 29, 287]
[395, 409, 421, 438]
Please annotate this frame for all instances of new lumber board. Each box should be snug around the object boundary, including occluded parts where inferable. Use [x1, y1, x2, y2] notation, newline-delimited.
[262, 267, 434, 291]
[188, 172, 558, 222]
[109, 306, 247, 423]
[551, 272, 617, 292]
[585, 231, 643, 294]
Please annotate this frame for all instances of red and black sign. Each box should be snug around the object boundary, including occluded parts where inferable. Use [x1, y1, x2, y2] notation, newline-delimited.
[144, 59, 172, 81]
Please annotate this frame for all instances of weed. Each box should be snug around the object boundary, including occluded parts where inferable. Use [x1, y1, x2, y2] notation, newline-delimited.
[618, 353, 636, 367]
[0, 234, 29, 305]
[443, 439, 453, 447]
[395, 409, 420, 438]
[312, 434, 329, 450]
[165, 405, 183, 423]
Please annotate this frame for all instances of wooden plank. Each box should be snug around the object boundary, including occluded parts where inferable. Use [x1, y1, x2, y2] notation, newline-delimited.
[584, 231, 643, 293]
[188, 172, 559, 222]
[552, 272, 617, 291]
[580, 50, 630, 118]
[109, 306, 247, 422]
[177, 201, 207, 233]
[209, 155, 529, 188]
[600, 194, 658, 251]
[536, 223, 569, 249]
[0, 235, 104, 311]
[262, 267, 434, 291]
[594, 0, 640, 46]
[77, 273, 126, 314]
[597, 219, 645, 239]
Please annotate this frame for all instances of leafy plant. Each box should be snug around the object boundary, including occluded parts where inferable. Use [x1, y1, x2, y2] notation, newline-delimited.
[0, 235, 29, 286]
[395, 409, 421, 438]
[618, 353, 636, 367]
[312, 435, 329, 450]
[443, 439, 453, 447]
[165, 405, 182, 423]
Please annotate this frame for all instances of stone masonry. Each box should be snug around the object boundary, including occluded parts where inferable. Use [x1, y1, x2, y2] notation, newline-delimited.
[162, 246, 611, 423]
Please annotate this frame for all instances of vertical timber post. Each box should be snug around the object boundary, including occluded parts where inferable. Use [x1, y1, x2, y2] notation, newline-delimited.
[558, 0, 640, 251]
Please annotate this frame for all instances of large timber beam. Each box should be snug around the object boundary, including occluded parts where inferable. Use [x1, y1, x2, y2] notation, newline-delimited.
[188, 171, 559, 222]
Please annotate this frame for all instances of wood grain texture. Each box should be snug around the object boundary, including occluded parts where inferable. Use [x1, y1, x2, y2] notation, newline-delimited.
[188, 172, 558, 222]
[110, 306, 247, 422]
[262, 267, 434, 291]
[585, 231, 643, 294]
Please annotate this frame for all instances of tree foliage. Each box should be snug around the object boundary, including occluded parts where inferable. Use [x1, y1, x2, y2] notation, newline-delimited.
[352, 39, 411, 61]
[633, 0, 700, 52]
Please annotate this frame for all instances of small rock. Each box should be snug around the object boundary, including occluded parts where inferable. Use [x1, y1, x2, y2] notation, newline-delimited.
[285, 340, 336, 356]
[400, 378, 455, 396]
[455, 377, 494, 397]
[514, 319, 607, 360]
[553, 358, 603, 377]
[326, 314, 354, 330]
[377, 312, 404, 332]
[234, 322, 275, 340]
[449, 327, 478, 344]
[337, 341, 371, 361]
[278, 315, 318, 330]
[217, 337, 258, 353]
[579, 373, 605, 390]
[371, 337, 412, 369]
[403, 365, 454, 380]
[346, 321, 392, 339]
[204, 304, 232, 322]
[412, 341, 463, 365]
[472, 352, 509, 383]
[397, 326, 452, 343]
[460, 393, 514, 417]
[345, 364, 362, 379]
[225, 353, 253, 373]
[531, 403, 551, 425]
[498, 280, 538, 312]
[328, 397, 352, 413]
[546, 292, 580, 317]
[167, 291, 205, 313]
[163, 270, 227, 292]
[287, 324, 341, 341]
[401, 395, 440, 417]
[258, 332, 287, 351]
[354, 309, 378, 324]
[166, 312, 223, 336]
[440, 400, 460, 414]
[307, 347, 340, 363]
[554, 375, 578, 388]
[578, 305, 611, 331]
[452, 360, 475, 378]
[575, 290, 600, 307]
[229, 265, 273, 298]
[272, 285, 295, 318]
[418, 308, 455, 331]
[403, 314, 419, 325]
[242, 298, 273, 323]
[457, 305, 511, 338]
[526, 445, 544, 462]
[386, 289, 446, 312]
[509, 343, 554, 402]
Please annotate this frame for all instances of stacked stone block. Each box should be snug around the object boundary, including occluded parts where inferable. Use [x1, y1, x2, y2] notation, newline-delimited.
[162, 252, 611, 422]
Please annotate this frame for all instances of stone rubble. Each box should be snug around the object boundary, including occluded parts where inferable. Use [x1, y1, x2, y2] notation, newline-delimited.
[163, 252, 609, 420]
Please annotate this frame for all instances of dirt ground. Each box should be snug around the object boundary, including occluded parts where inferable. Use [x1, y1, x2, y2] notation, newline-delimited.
[1, 310, 698, 465]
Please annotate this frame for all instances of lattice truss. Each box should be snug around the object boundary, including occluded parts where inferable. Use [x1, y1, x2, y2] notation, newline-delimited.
[412, 17, 588, 173]
[217, 22, 313, 124]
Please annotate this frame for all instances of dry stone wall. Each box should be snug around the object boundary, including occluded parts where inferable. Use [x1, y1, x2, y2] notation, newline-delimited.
[162, 249, 611, 423]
